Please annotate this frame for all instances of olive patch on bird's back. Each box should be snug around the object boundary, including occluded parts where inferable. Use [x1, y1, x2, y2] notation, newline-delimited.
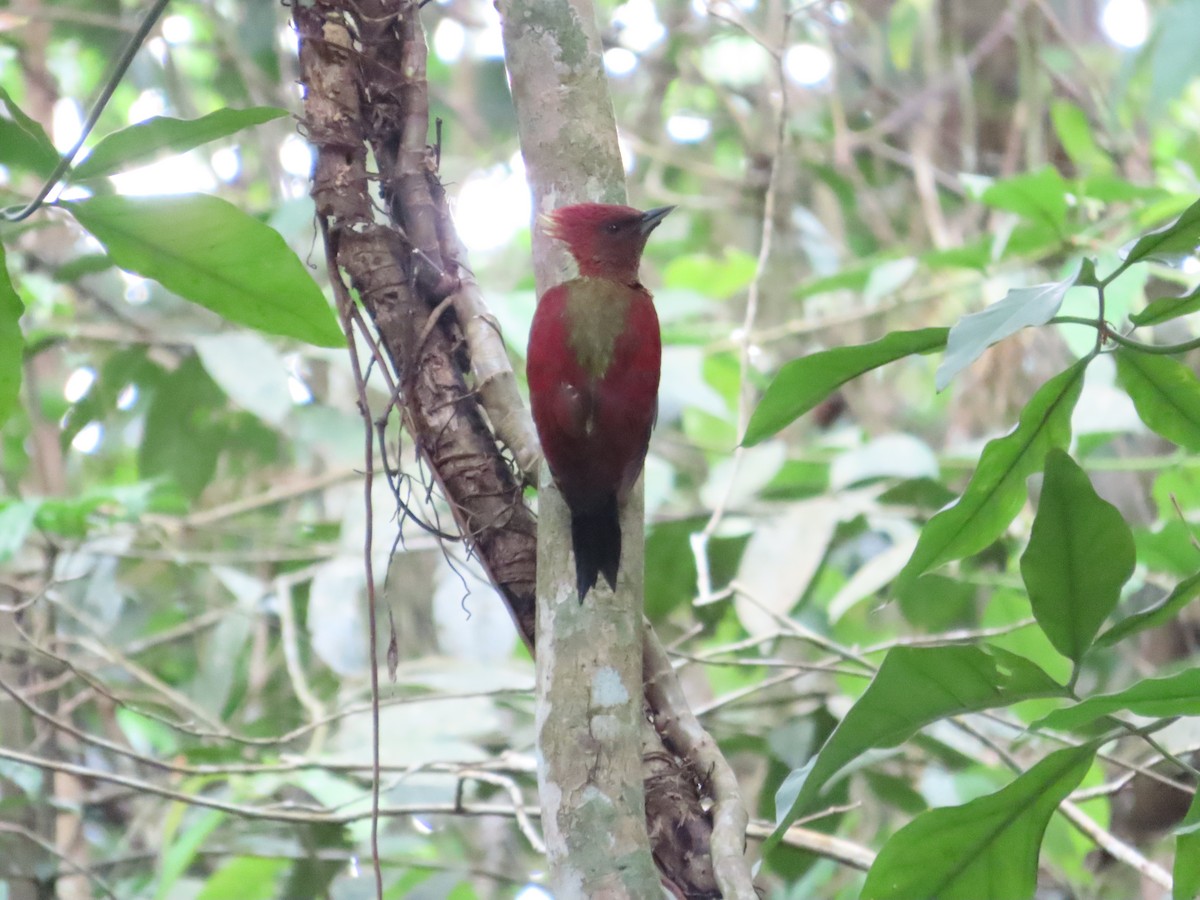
[563, 277, 634, 378]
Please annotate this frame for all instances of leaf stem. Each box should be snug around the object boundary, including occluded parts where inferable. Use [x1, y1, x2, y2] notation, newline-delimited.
[1051, 316, 1200, 355]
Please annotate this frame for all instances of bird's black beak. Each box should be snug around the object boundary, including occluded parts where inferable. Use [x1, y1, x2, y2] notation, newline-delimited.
[638, 205, 675, 235]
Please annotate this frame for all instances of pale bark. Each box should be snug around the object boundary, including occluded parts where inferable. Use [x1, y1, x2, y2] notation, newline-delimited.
[299, 0, 741, 894]
[499, 0, 660, 893]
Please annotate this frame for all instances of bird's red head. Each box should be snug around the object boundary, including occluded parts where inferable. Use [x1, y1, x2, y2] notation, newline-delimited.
[542, 202, 673, 283]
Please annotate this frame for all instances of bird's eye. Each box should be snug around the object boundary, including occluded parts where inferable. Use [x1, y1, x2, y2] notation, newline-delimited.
[605, 222, 621, 233]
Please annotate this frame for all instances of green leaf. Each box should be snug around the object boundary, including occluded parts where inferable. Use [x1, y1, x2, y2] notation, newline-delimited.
[139, 355, 227, 500]
[898, 360, 1087, 587]
[1116, 349, 1200, 451]
[67, 194, 343, 348]
[769, 645, 1065, 847]
[156, 807, 226, 900]
[0, 245, 24, 429]
[1130, 286, 1200, 326]
[1075, 257, 1101, 288]
[195, 857, 287, 900]
[1049, 100, 1111, 174]
[1081, 175, 1167, 204]
[0, 86, 59, 177]
[1033, 667, 1200, 732]
[860, 742, 1099, 900]
[743, 328, 948, 446]
[1122, 195, 1200, 268]
[1020, 449, 1135, 664]
[981, 166, 1069, 234]
[71, 107, 289, 180]
[1176, 790, 1200, 900]
[1097, 572, 1200, 648]
[937, 267, 1078, 390]
[662, 250, 757, 300]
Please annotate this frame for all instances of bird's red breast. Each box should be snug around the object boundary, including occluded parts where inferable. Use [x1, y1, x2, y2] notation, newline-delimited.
[527, 276, 660, 513]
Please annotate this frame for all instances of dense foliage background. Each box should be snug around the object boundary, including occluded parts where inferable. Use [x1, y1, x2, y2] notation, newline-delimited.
[3, 0, 1200, 897]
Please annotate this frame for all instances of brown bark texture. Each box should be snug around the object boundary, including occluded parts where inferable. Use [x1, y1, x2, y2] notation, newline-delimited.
[294, 2, 727, 895]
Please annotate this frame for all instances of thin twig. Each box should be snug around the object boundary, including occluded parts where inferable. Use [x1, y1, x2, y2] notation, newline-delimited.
[691, 2, 792, 602]
[323, 213, 386, 900]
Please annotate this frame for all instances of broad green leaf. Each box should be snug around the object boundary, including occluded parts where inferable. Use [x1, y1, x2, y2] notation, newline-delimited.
[1176, 790, 1200, 900]
[1123, 195, 1200, 268]
[936, 267, 1078, 390]
[0, 245, 24, 428]
[897, 360, 1087, 587]
[67, 194, 343, 347]
[0, 86, 59, 177]
[981, 166, 1069, 234]
[1049, 100, 1111, 174]
[1033, 667, 1200, 732]
[1020, 449, 1135, 663]
[71, 107, 288, 180]
[1097, 572, 1200, 647]
[1116, 349, 1200, 451]
[744, 328, 948, 446]
[769, 645, 1065, 847]
[1130, 286, 1200, 326]
[860, 742, 1099, 900]
[195, 857, 287, 900]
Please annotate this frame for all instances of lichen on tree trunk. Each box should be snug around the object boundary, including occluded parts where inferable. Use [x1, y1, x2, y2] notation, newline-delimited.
[297, 0, 741, 895]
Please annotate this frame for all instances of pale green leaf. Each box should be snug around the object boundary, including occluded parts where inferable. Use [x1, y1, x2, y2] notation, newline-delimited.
[937, 268, 1078, 391]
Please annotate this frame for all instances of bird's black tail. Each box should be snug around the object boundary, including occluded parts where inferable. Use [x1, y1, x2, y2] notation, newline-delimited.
[570, 494, 621, 601]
